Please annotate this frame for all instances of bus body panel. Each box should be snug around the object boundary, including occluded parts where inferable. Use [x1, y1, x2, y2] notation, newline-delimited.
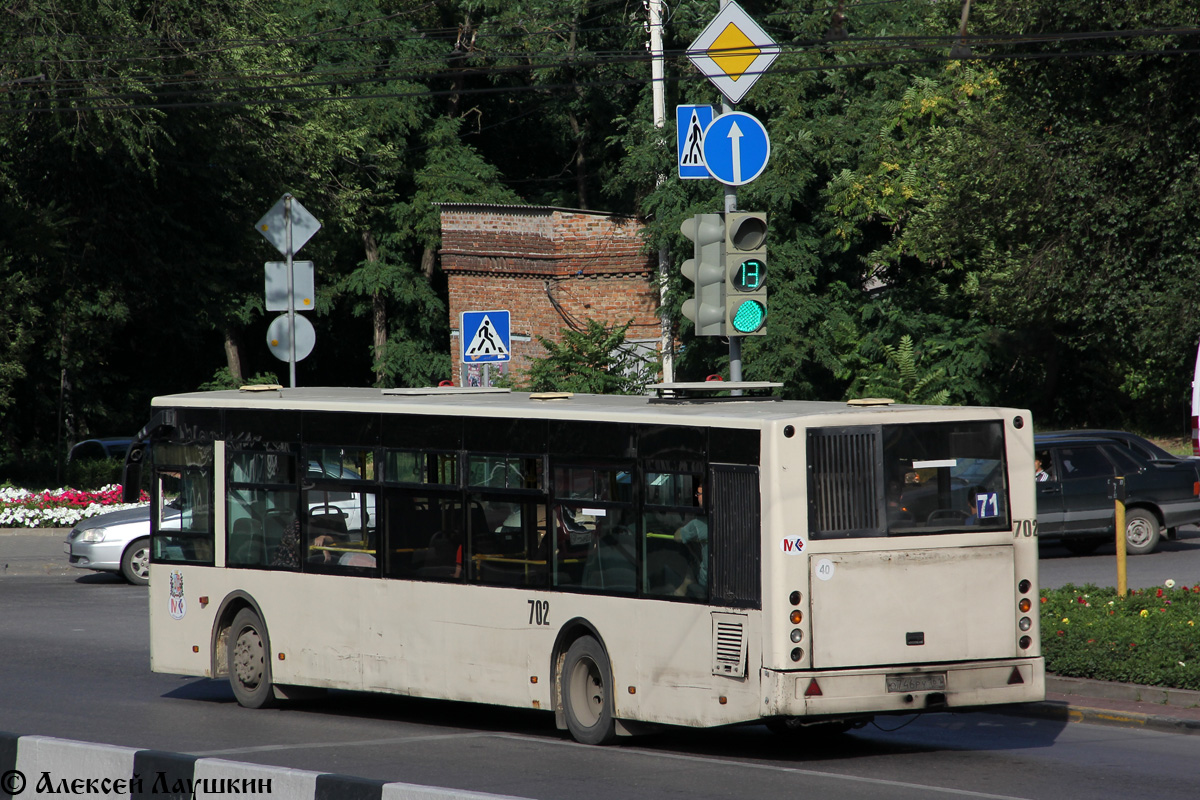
[149, 565, 766, 728]
[808, 545, 1016, 668]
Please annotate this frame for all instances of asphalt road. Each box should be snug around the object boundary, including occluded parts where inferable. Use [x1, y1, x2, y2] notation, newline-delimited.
[4, 529, 1200, 799]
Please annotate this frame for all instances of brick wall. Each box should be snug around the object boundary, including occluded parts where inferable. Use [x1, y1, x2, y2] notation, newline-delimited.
[440, 204, 661, 384]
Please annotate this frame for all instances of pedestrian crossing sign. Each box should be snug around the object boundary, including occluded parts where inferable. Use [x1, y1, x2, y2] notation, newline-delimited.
[677, 105, 714, 180]
[460, 310, 511, 363]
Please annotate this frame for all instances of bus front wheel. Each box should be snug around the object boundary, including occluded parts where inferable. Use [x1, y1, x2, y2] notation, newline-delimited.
[228, 608, 277, 709]
[562, 636, 617, 745]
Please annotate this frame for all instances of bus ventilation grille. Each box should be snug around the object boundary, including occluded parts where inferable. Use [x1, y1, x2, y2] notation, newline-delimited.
[712, 613, 748, 677]
[808, 428, 884, 536]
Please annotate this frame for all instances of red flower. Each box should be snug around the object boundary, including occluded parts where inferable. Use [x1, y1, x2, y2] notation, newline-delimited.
[1157, 588, 1164, 598]
[1056, 630, 1065, 636]
[1077, 596, 1087, 604]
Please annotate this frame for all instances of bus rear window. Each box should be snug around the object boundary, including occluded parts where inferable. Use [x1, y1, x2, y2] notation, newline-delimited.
[809, 421, 1010, 539]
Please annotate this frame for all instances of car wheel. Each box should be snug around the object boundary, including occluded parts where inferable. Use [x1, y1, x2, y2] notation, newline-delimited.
[228, 608, 277, 709]
[120, 538, 151, 585]
[1124, 509, 1161, 555]
[561, 636, 617, 745]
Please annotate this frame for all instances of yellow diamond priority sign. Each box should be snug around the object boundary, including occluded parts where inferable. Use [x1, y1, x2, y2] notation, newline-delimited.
[687, 1, 779, 105]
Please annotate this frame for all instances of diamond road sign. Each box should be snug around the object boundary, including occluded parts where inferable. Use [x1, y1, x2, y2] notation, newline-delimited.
[686, 1, 779, 105]
[255, 194, 321, 256]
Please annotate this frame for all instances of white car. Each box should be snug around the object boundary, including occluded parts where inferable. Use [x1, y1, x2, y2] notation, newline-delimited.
[64, 505, 154, 585]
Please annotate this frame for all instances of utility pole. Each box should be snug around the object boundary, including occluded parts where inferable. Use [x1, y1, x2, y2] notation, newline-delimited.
[649, 0, 674, 383]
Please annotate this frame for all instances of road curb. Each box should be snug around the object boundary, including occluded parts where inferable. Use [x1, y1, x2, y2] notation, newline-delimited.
[0, 731, 530, 800]
[1046, 675, 1200, 709]
[1002, 700, 1200, 736]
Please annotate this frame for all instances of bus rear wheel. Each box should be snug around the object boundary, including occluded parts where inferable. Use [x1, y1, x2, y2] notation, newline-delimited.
[562, 636, 617, 745]
[228, 608, 277, 709]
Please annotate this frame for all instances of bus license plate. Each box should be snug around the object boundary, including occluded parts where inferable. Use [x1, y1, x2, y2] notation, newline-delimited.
[886, 673, 946, 693]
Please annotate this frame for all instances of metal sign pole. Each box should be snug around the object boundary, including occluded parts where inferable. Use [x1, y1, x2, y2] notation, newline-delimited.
[722, 94, 744, 394]
[285, 194, 297, 388]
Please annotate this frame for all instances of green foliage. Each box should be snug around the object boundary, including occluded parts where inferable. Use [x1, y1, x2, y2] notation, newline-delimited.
[64, 458, 124, 492]
[198, 368, 281, 391]
[843, 335, 951, 405]
[1041, 583, 1200, 690]
[515, 319, 659, 395]
[3, 0, 1200, 483]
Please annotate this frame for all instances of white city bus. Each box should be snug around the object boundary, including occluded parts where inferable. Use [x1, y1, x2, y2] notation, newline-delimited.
[125, 384, 1043, 744]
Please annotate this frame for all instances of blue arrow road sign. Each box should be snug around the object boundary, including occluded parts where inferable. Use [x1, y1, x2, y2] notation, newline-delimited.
[461, 310, 511, 363]
[677, 105, 714, 180]
[701, 112, 770, 187]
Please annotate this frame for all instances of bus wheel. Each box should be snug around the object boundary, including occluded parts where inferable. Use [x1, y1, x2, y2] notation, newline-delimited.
[562, 637, 617, 745]
[228, 608, 277, 709]
[1124, 509, 1161, 555]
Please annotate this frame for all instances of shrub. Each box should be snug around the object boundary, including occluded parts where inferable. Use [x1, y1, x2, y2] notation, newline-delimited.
[1041, 583, 1200, 689]
[65, 457, 124, 491]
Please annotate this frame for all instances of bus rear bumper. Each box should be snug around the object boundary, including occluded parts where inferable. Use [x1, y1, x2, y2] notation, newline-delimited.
[763, 657, 1045, 718]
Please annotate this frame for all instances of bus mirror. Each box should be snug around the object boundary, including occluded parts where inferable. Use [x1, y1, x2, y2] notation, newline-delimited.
[121, 443, 146, 503]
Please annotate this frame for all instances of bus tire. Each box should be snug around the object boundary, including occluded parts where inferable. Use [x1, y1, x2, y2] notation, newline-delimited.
[120, 538, 151, 586]
[1124, 509, 1161, 555]
[228, 608, 277, 709]
[562, 636, 617, 745]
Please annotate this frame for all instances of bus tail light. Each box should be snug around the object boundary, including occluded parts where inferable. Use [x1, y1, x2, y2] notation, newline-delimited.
[804, 678, 822, 696]
[790, 647, 804, 662]
[1019, 598, 1032, 613]
[1019, 635, 1032, 649]
[790, 609, 803, 624]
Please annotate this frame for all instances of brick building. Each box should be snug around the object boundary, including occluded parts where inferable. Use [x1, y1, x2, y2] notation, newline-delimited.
[439, 204, 662, 386]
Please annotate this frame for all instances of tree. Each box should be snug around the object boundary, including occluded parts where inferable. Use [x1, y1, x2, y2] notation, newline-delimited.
[516, 319, 658, 395]
[843, 335, 951, 405]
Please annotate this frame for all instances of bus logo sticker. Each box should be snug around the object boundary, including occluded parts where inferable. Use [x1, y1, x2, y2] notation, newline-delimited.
[169, 570, 187, 620]
[815, 558, 835, 581]
[779, 536, 805, 555]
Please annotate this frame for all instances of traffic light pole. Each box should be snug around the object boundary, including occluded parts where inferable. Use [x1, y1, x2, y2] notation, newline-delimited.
[285, 194, 297, 389]
[722, 96, 744, 391]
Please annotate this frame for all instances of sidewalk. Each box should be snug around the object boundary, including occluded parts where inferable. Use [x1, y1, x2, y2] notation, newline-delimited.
[1005, 675, 1200, 736]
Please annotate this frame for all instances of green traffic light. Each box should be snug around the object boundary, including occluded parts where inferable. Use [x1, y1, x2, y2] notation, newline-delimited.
[731, 299, 766, 333]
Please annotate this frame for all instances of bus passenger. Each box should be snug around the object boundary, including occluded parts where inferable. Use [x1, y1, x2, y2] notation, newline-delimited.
[673, 483, 708, 596]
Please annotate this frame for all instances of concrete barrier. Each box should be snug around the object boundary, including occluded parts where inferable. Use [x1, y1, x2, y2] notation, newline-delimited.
[0, 731, 527, 800]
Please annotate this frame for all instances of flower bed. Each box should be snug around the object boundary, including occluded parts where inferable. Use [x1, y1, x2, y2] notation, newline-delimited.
[1041, 582, 1200, 690]
[0, 485, 147, 529]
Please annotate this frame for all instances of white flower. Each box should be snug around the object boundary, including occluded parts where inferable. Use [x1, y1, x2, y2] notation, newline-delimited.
[1166, 579, 1176, 589]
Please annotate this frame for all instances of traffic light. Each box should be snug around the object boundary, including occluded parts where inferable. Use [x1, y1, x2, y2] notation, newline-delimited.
[724, 211, 768, 336]
[680, 214, 727, 337]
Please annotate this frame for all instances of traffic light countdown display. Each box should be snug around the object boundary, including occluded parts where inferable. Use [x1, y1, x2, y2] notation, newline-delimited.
[680, 214, 727, 336]
[724, 212, 768, 335]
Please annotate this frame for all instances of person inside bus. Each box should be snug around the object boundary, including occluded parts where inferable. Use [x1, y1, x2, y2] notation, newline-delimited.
[673, 482, 709, 597]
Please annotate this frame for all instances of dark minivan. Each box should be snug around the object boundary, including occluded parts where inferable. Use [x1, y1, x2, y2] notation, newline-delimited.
[1034, 434, 1200, 555]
